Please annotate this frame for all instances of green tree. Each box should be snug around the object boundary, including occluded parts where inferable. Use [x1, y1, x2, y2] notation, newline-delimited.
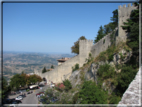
[2, 77, 8, 98]
[63, 79, 72, 91]
[28, 74, 42, 85]
[42, 67, 47, 73]
[116, 65, 137, 96]
[51, 65, 54, 69]
[110, 9, 118, 27]
[71, 36, 86, 54]
[94, 9, 118, 44]
[94, 25, 105, 43]
[78, 80, 107, 104]
[10, 74, 24, 90]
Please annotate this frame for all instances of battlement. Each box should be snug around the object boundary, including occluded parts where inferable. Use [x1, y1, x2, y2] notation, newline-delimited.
[118, 3, 137, 17]
[79, 39, 93, 43]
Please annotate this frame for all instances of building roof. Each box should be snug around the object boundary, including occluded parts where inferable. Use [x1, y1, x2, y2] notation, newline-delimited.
[57, 57, 70, 62]
[47, 69, 53, 71]
[55, 83, 65, 89]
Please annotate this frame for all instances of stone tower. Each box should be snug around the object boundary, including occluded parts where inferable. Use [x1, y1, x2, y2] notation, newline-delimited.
[79, 40, 93, 67]
[116, 3, 137, 45]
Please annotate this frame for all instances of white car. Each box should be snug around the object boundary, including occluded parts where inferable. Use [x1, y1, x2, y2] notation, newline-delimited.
[50, 84, 55, 88]
[15, 96, 23, 100]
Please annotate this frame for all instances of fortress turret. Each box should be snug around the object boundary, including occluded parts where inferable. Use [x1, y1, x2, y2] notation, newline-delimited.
[79, 40, 93, 67]
[116, 3, 137, 45]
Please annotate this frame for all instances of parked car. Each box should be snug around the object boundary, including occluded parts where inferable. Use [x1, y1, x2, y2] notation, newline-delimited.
[13, 100, 22, 104]
[16, 91, 21, 94]
[27, 91, 31, 94]
[11, 101, 18, 104]
[4, 99, 13, 104]
[15, 96, 23, 100]
[36, 92, 44, 97]
[50, 97, 58, 103]
[39, 84, 44, 87]
[50, 84, 55, 88]
[19, 94, 26, 98]
[39, 98, 49, 104]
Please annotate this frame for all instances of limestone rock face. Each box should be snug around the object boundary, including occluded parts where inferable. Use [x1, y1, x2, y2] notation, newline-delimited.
[69, 70, 81, 88]
[113, 50, 132, 65]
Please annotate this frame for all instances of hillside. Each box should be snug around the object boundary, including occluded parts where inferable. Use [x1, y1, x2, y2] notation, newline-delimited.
[3, 52, 74, 81]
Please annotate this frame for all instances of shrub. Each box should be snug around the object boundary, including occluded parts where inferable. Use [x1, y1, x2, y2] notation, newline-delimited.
[63, 79, 72, 91]
[72, 63, 79, 72]
[119, 53, 124, 59]
[78, 80, 107, 104]
[109, 93, 121, 104]
[116, 65, 137, 96]
[97, 63, 115, 79]
[98, 52, 107, 61]
[72, 92, 79, 104]
[108, 54, 113, 62]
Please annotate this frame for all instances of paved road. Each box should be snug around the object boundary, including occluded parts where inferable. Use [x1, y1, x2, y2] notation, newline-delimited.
[7, 84, 50, 106]
[22, 84, 50, 104]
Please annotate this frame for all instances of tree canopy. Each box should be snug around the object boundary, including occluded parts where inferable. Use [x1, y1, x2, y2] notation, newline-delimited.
[10, 72, 42, 90]
[94, 9, 118, 44]
[78, 80, 107, 104]
[71, 36, 86, 54]
[94, 25, 105, 43]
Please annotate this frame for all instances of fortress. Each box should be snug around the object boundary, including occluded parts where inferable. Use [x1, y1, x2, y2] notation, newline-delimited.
[34, 3, 137, 84]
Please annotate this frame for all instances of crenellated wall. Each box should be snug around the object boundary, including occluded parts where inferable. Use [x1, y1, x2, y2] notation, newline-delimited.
[116, 3, 137, 45]
[34, 3, 137, 85]
[91, 27, 118, 58]
[34, 40, 93, 83]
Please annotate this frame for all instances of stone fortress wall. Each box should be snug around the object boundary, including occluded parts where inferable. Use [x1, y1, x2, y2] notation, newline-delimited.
[91, 27, 118, 58]
[34, 39, 93, 83]
[34, 3, 138, 85]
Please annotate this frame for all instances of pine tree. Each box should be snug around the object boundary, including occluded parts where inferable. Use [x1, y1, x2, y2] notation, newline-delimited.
[94, 25, 105, 43]
[51, 65, 54, 69]
[42, 67, 47, 73]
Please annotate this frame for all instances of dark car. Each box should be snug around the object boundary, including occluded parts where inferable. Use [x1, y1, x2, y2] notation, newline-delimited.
[27, 91, 31, 94]
[13, 100, 22, 104]
[39, 98, 49, 104]
[16, 91, 21, 94]
[51, 98, 58, 103]
[19, 94, 26, 98]
[39, 84, 44, 87]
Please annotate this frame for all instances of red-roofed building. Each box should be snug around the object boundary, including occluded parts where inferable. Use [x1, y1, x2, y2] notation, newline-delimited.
[57, 57, 70, 65]
[55, 83, 65, 90]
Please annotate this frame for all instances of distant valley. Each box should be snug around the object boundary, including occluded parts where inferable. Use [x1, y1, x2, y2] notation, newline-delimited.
[2, 51, 75, 81]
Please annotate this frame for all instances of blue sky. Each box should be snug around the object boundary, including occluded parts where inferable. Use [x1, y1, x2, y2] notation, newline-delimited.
[3, 1, 133, 54]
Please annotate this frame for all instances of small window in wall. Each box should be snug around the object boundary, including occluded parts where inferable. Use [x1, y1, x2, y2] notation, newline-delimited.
[103, 39, 105, 44]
